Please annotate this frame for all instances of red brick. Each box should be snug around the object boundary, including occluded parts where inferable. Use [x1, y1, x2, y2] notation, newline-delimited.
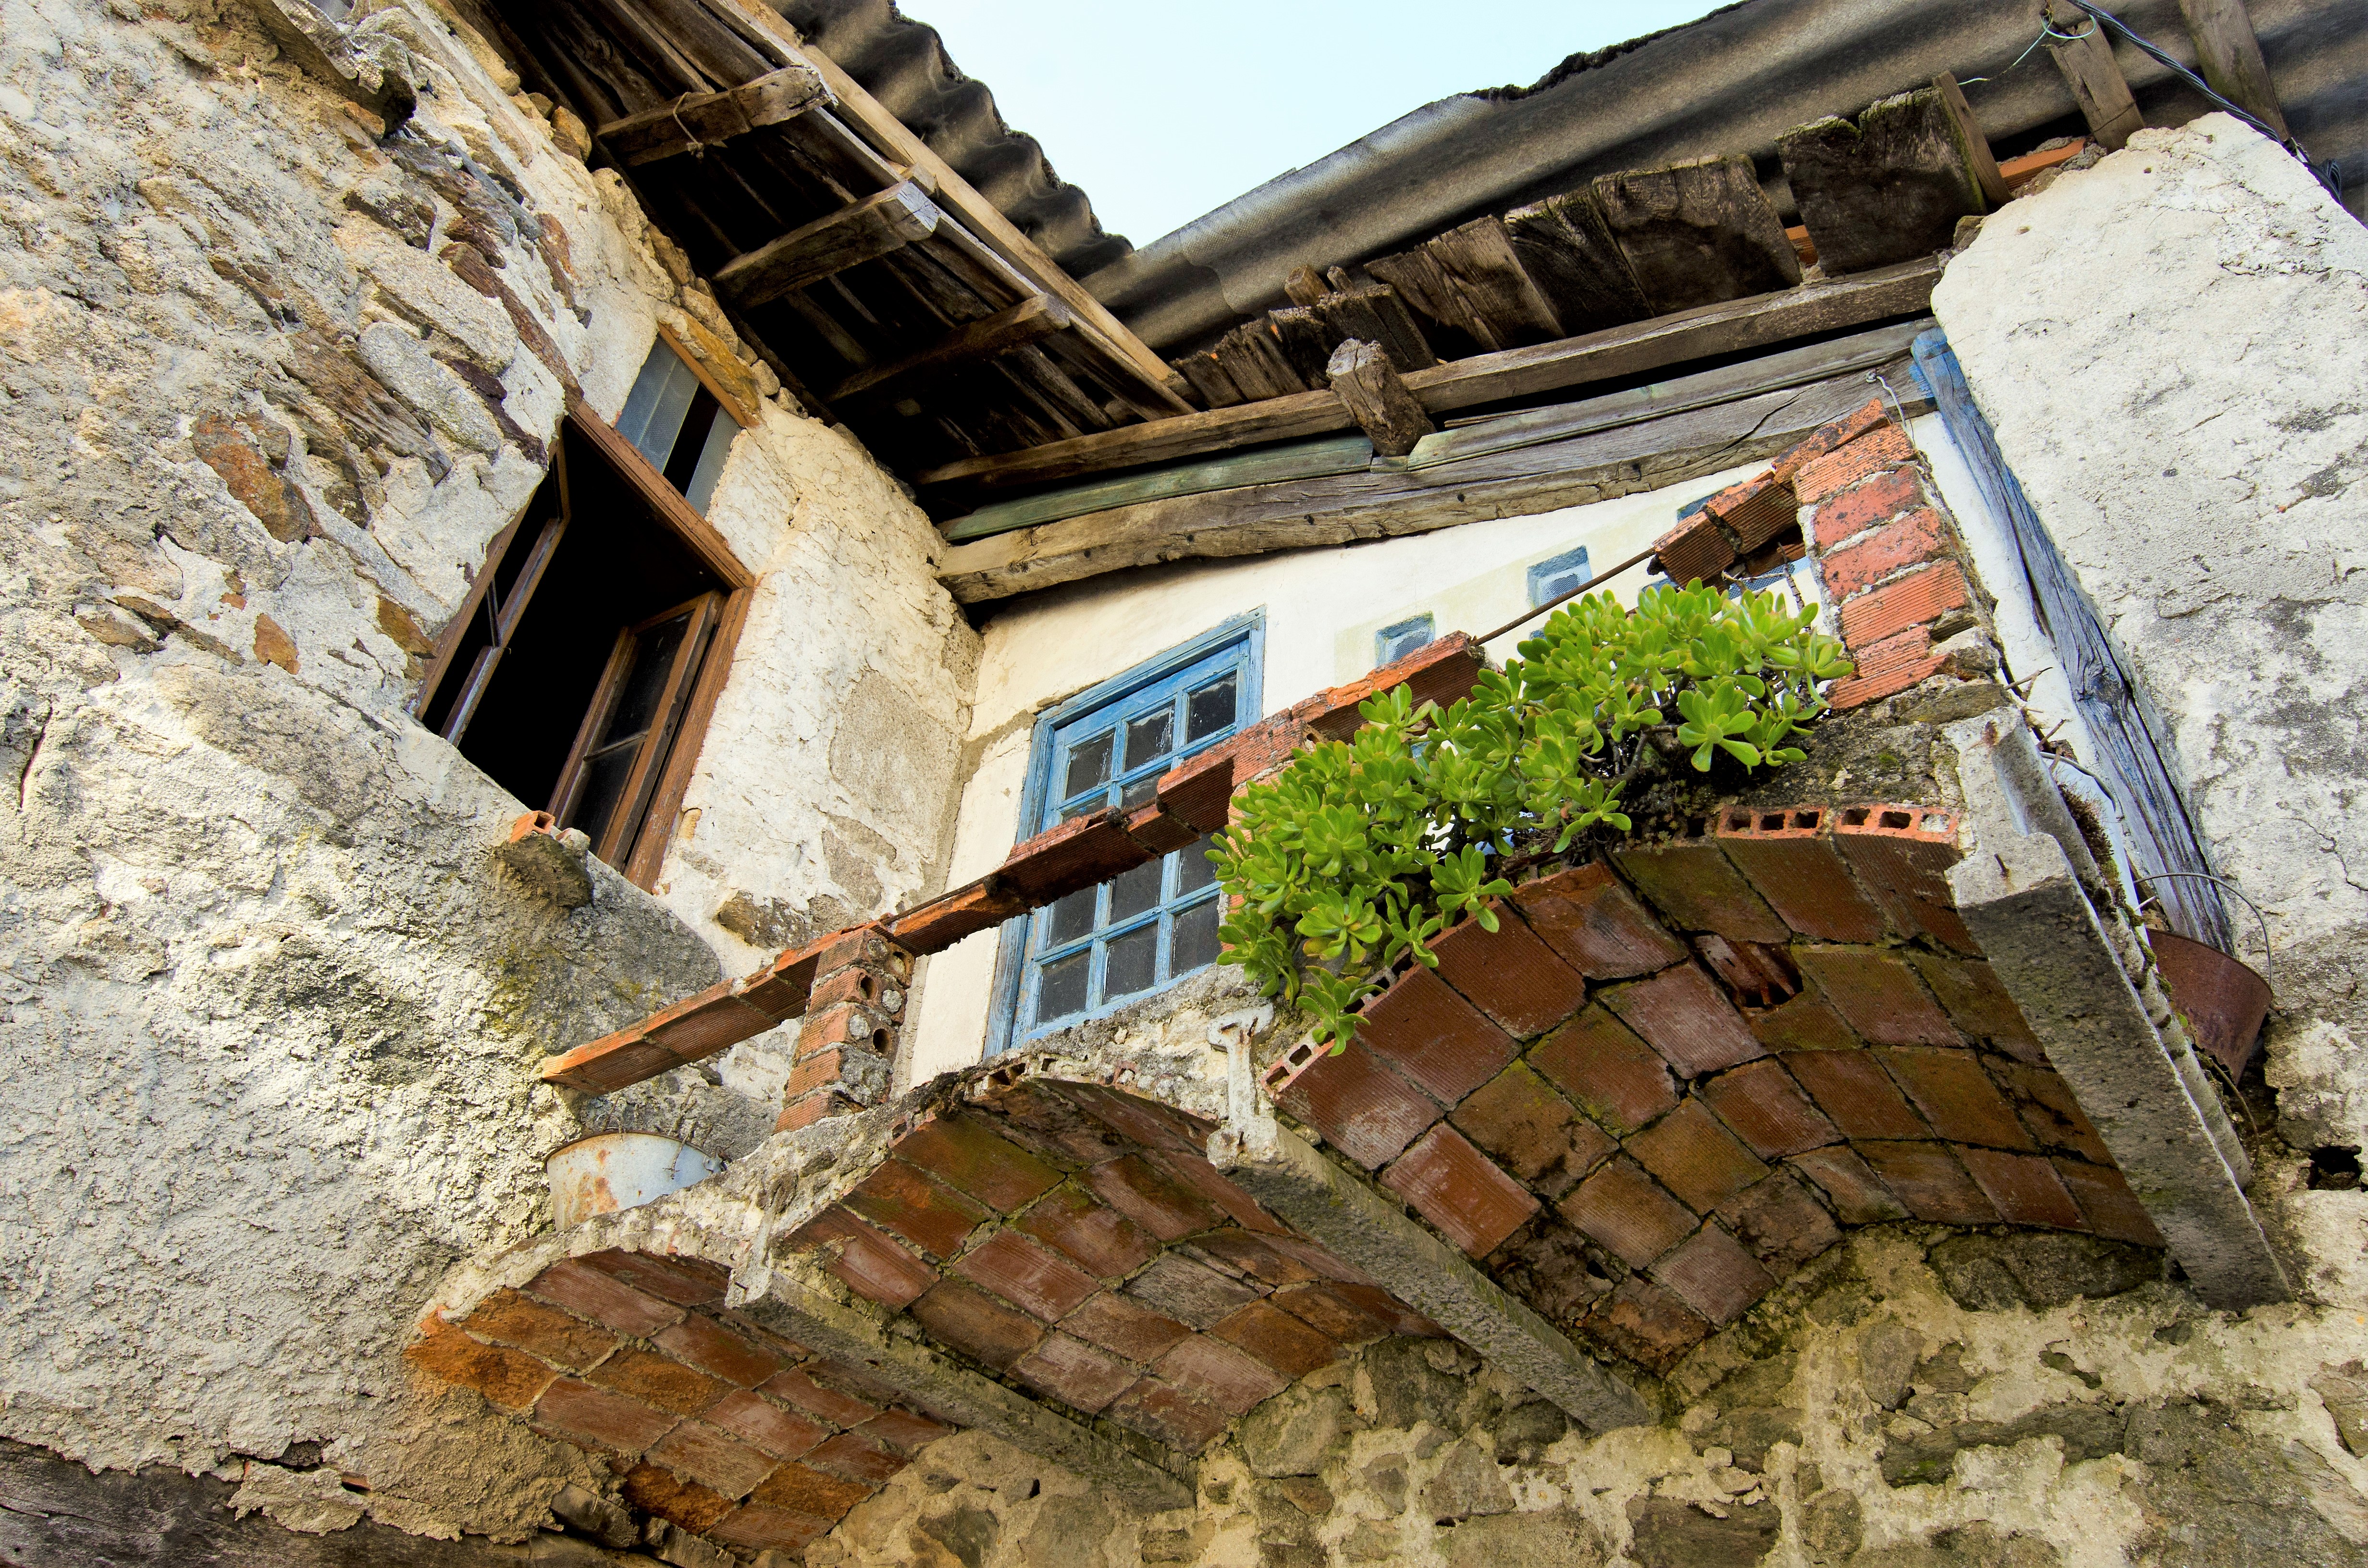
[1048, 1079, 1214, 1161]
[1909, 953, 2045, 1062]
[1121, 1252, 1260, 1329]
[788, 1040, 884, 1102]
[844, 1158, 992, 1262]
[1693, 934, 1801, 1008]
[749, 1460, 872, 1519]
[1108, 1377, 1233, 1451]
[1353, 965, 1518, 1107]
[1157, 1334, 1289, 1416]
[451, 1288, 617, 1372]
[1509, 861, 1689, 980]
[1854, 1141, 1999, 1225]
[805, 1432, 907, 1485]
[907, 1279, 1046, 1372]
[1451, 1062, 1616, 1197]
[1776, 397, 1891, 479]
[531, 1376, 678, 1456]
[1156, 737, 1248, 833]
[1142, 1147, 1289, 1237]
[789, 1206, 940, 1309]
[1015, 1184, 1158, 1279]
[1586, 1276, 1712, 1371]
[953, 1231, 1100, 1322]
[1748, 990, 1864, 1052]
[1061, 1290, 1193, 1362]
[1839, 561, 1973, 648]
[1083, 1153, 1225, 1241]
[708, 1506, 838, 1553]
[524, 1258, 684, 1338]
[1699, 1059, 1840, 1159]
[1430, 901, 1589, 1038]
[1788, 1145, 1911, 1224]
[1995, 1064, 2111, 1164]
[620, 1462, 734, 1533]
[1795, 424, 1915, 506]
[759, 1366, 879, 1427]
[1013, 1331, 1140, 1412]
[998, 809, 1152, 902]
[705, 1390, 826, 1461]
[894, 1114, 1063, 1213]
[855, 1409, 955, 1452]
[1877, 1048, 2035, 1150]
[1600, 964, 1765, 1077]
[776, 1089, 863, 1132]
[1211, 1300, 1342, 1379]
[1793, 947, 1960, 1046]
[1628, 1099, 1770, 1212]
[1559, 1156, 1698, 1267]
[1529, 1005, 1678, 1136]
[1654, 508, 1739, 587]
[407, 1321, 558, 1410]
[1827, 656, 1949, 710]
[1817, 508, 1951, 600]
[1651, 1223, 1776, 1325]
[1833, 805, 1976, 953]
[1612, 838, 1788, 943]
[654, 1314, 786, 1388]
[1814, 464, 1928, 543]
[2052, 1158, 2164, 1246]
[1381, 1124, 1542, 1258]
[541, 1031, 682, 1094]
[1717, 1167, 1843, 1274]
[587, 1348, 732, 1418]
[1960, 1147, 2084, 1228]
[1259, 1036, 1442, 1170]
[1704, 467, 1801, 552]
[1268, 1280, 1442, 1344]
[1783, 1049, 1930, 1140]
[647, 1419, 777, 1499]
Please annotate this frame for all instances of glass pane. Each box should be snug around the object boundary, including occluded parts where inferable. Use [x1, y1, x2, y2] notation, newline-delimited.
[572, 746, 639, 850]
[1528, 547, 1591, 608]
[681, 405, 738, 515]
[615, 344, 701, 470]
[1062, 732, 1113, 803]
[1120, 774, 1159, 809]
[608, 614, 690, 739]
[1109, 859, 1162, 924]
[1124, 706, 1175, 771]
[1185, 672, 1237, 743]
[1060, 796, 1101, 822]
[1175, 835, 1218, 896]
[1104, 924, 1157, 998]
[1374, 614, 1434, 667]
[1046, 886, 1096, 947]
[1036, 950, 1089, 1023]
[1171, 898, 1222, 975]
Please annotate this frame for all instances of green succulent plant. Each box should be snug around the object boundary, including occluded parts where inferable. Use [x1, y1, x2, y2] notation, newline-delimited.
[1208, 583, 1853, 1051]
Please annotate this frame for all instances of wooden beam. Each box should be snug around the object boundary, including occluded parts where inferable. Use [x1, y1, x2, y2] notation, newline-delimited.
[565, 397, 755, 590]
[2046, 1, 2146, 150]
[2175, 0, 2288, 136]
[1778, 88, 1989, 275]
[914, 257, 1940, 492]
[1327, 339, 1432, 457]
[714, 181, 940, 308]
[828, 295, 1072, 403]
[594, 62, 827, 164]
[1934, 72, 2012, 207]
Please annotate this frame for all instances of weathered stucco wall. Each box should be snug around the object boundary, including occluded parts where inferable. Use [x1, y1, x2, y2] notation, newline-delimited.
[0, 0, 971, 1548]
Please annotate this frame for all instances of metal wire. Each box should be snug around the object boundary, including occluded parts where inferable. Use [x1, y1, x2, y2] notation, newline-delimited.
[1472, 543, 1659, 647]
[2133, 870, 2275, 991]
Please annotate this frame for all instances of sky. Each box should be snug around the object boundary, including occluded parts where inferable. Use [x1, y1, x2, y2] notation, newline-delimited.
[905, 1, 1739, 250]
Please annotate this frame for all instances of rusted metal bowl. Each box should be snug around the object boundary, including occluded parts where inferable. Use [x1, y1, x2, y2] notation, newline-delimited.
[2147, 929, 2273, 1080]
[546, 1133, 721, 1230]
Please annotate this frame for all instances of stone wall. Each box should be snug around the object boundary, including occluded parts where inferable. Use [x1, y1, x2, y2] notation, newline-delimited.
[0, 0, 970, 1548]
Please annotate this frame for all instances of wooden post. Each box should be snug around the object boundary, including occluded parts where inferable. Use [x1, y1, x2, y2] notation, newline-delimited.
[1933, 72, 2012, 207]
[714, 181, 941, 308]
[2046, 0, 2146, 150]
[2175, 0, 2288, 136]
[1326, 339, 1434, 457]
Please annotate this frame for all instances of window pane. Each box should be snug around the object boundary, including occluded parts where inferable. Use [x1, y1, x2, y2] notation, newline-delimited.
[680, 406, 738, 515]
[1046, 886, 1096, 947]
[1185, 672, 1236, 743]
[1124, 706, 1175, 771]
[1172, 898, 1222, 975]
[1120, 774, 1159, 809]
[610, 614, 690, 738]
[1104, 925, 1157, 998]
[572, 746, 640, 850]
[1036, 950, 1089, 1023]
[1062, 732, 1113, 802]
[1175, 835, 1217, 896]
[616, 344, 701, 470]
[1109, 859, 1162, 923]
[1374, 613, 1434, 668]
[1527, 547, 1591, 609]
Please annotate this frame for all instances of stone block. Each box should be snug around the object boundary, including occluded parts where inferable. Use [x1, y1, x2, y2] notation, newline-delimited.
[1650, 1223, 1776, 1325]
[1625, 1493, 1780, 1568]
[1854, 1141, 2000, 1225]
[532, 1376, 679, 1456]
[1529, 1005, 1678, 1136]
[1627, 1098, 1770, 1212]
[1210, 1300, 1342, 1380]
[1508, 861, 1689, 979]
[906, 1279, 1045, 1372]
[1353, 965, 1518, 1107]
[1428, 902, 1588, 1038]
[1793, 946, 1961, 1045]
[1876, 1047, 2035, 1149]
[654, 1314, 787, 1388]
[1600, 964, 1765, 1076]
[1083, 1153, 1227, 1241]
[893, 1113, 1061, 1213]
[952, 1231, 1099, 1322]
[1012, 1331, 1139, 1413]
[1061, 1290, 1194, 1362]
[1238, 1383, 1352, 1477]
[1157, 1333, 1288, 1415]
[1450, 1061, 1616, 1197]
[1559, 1156, 1698, 1267]
[493, 814, 595, 908]
[1015, 1184, 1159, 1279]
[1612, 837, 1788, 943]
[1788, 1145, 1911, 1223]
[525, 1258, 684, 1338]
[1783, 1048, 1931, 1140]
[1261, 1038, 1442, 1170]
[1698, 1058, 1841, 1158]
[647, 1419, 777, 1499]
[704, 1390, 826, 1461]
[1420, 1437, 1514, 1521]
[843, 1158, 992, 1262]
[1381, 1124, 1541, 1258]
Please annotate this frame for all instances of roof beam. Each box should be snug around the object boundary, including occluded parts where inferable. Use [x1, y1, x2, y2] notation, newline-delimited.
[830, 295, 1072, 404]
[2175, 0, 2289, 136]
[715, 181, 941, 309]
[2046, 0, 2146, 150]
[594, 62, 827, 165]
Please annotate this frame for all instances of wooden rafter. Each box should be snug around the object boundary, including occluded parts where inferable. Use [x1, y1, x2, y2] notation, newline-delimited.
[594, 61, 826, 164]
[715, 181, 942, 307]
[2175, 0, 2288, 136]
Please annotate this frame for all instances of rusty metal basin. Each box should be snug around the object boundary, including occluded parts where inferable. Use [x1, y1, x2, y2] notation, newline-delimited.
[2149, 929, 2273, 1081]
[546, 1133, 721, 1230]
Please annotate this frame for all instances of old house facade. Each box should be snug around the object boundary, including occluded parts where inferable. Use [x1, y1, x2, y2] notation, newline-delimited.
[1, 1, 2364, 1566]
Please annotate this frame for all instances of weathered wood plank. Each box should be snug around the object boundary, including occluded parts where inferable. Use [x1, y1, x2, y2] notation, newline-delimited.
[1593, 154, 1800, 312]
[1934, 71, 2012, 207]
[2046, 1, 2146, 150]
[714, 180, 940, 307]
[1312, 283, 1436, 373]
[1210, 318, 1307, 400]
[594, 62, 826, 164]
[1778, 89, 1987, 275]
[1503, 186, 1652, 336]
[2176, 0, 2288, 136]
[1327, 339, 1433, 457]
[829, 294, 1072, 403]
[1365, 215, 1562, 354]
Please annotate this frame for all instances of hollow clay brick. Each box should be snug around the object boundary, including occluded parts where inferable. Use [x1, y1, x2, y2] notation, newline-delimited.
[892, 1113, 1062, 1213]
[1715, 805, 1894, 943]
[1833, 805, 1977, 953]
[1508, 860, 1690, 979]
[1083, 1154, 1227, 1242]
[1612, 837, 1789, 943]
[620, 1461, 734, 1533]
[525, 1257, 683, 1339]
[952, 1230, 1100, 1322]
[1381, 1124, 1542, 1258]
[1149, 1146, 1292, 1237]
[1451, 1061, 1617, 1197]
[1788, 1145, 1911, 1224]
[1188, 1230, 1326, 1289]
[1559, 1155, 1699, 1268]
[1061, 1290, 1193, 1362]
[788, 1206, 940, 1309]
[1015, 1184, 1159, 1279]
[1959, 1147, 2085, 1228]
[1157, 1334, 1289, 1416]
[1048, 1078, 1216, 1159]
[1121, 1252, 1261, 1329]
[759, 1367, 878, 1426]
[1268, 1280, 1443, 1343]
[805, 1432, 907, 1484]
[1586, 1275, 1712, 1370]
[843, 1159, 993, 1261]
[704, 1390, 826, 1462]
[1627, 1099, 1771, 1212]
[532, 1376, 679, 1456]
[708, 1506, 837, 1553]
[654, 1314, 786, 1388]
[453, 1288, 617, 1372]
[1747, 991, 1865, 1053]
[1706, 467, 1801, 552]
[1108, 1378, 1232, 1451]
[1653, 510, 1738, 586]
[1529, 1005, 1680, 1136]
[1792, 947, 1961, 1046]
[407, 1322, 557, 1411]
[1994, 1064, 2112, 1164]
[1909, 952, 2047, 1062]
[1782, 1050, 1931, 1141]
[1012, 1331, 1139, 1413]
[1875, 1048, 2036, 1150]
[905, 1279, 1045, 1372]
[1716, 1167, 1843, 1274]
[886, 877, 1028, 954]
[1354, 965, 1518, 1107]
[648, 1419, 777, 1499]
[1210, 1299, 1343, 1379]
[1693, 934, 1802, 1008]
[1599, 963, 1766, 1077]
[749, 1460, 872, 1520]
[997, 810, 1151, 902]
[2051, 1158, 2165, 1246]
[1651, 1222, 1776, 1325]
[1817, 508, 1952, 600]
[1839, 561, 1973, 648]
[583, 1250, 733, 1308]
[587, 1348, 732, 1419]
[1261, 1038, 1442, 1170]
[1698, 1059, 1841, 1159]
[1429, 901, 1589, 1038]
[1795, 424, 1915, 506]
[854, 1409, 955, 1453]
[1826, 654, 1949, 710]
[1812, 464, 1928, 544]
[1853, 1140, 2000, 1225]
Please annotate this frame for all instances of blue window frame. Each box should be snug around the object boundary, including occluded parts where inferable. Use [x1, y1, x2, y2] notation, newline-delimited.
[992, 615, 1263, 1050]
[1374, 613, 1434, 668]
[1528, 545, 1593, 607]
[616, 337, 737, 515]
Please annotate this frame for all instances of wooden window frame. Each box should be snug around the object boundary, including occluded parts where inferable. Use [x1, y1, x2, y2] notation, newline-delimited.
[550, 589, 725, 875]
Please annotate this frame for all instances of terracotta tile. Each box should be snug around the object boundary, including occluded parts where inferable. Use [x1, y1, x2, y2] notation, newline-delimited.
[907, 1279, 1045, 1372]
[1612, 837, 1789, 943]
[1693, 934, 1802, 1008]
[843, 1158, 993, 1262]
[1651, 1223, 1776, 1325]
[654, 1313, 787, 1388]
[1188, 1229, 1323, 1288]
[1528, 1005, 1678, 1136]
[749, 1460, 872, 1520]
[586, 1348, 731, 1418]
[524, 1257, 683, 1339]
[1747, 990, 1864, 1052]
[1354, 965, 1518, 1107]
[1013, 1331, 1140, 1413]
[708, 1505, 838, 1553]
[1259, 1037, 1442, 1170]
[1143, 1147, 1290, 1237]
[953, 1230, 1101, 1322]
[1585, 1275, 1712, 1371]
[1716, 1168, 1842, 1275]
[1046, 1079, 1214, 1160]
[1995, 1064, 2111, 1163]
[1267, 1280, 1443, 1345]
[802, 1359, 903, 1409]
[1876, 1048, 2035, 1150]
[758, 1366, 878, 1426]
[2052, 1158, 2164, 1246]
[531, 1376, 677, 1456]
[1486, 1213, 1617, 1321]
[1121, 1252, 1261, 1329]
[407, 1323, 556, 1411]
[1210, 1300, 1342, 1380]
[973, 1079, 1131, 1167]
[1627, 1098, 1770, 1213]
[1381, 1124, 1541, 1258]
[1793, 947, 1960, 1046]
[1960, 1148, 2084, 1229]
[1559, 1156, 1698, 1267]
[577, 1250, 731, 1309]
[453, 1288, 616, 1372]
[1429, 902, 1589, 1038]
[998, 809, 1151, 903]
[1909, 952, 2046, 1063]
[704, 1390, 826, 1461]
[892, 1112, 1062, 1213]
[1833, 806, 1976, 953]
[788, 1205, 940, 1309]
[1714, 807, 1897, 947]
[620, 1461, 733, 1533]
[1817, 507, 1950, 599]
[1061, 1290, 1193, 1362]
[1788, 1146, 1911, 1224]
[854, 1409, 955, 1453]
[1083, 1153, 1227, 1241]
[1854, 1141, 1999, 1225]
[1509, 861, 1689, 980]
[1451, 1062, 1616, 1197]
[1156, 1334, 1289, 1416]
[1015, 1183, 1159, 1278]
[1107, 1377, 1233, 1451]
[805, 1432, 907, 1485]
[1838, 560, 1972, 648]
[647, 1420, 777, 1499]
[1783, 1049, 1930, 1140]
[1600, 964, 1764, 1077]
[1698, 1059, 1840, 1159]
